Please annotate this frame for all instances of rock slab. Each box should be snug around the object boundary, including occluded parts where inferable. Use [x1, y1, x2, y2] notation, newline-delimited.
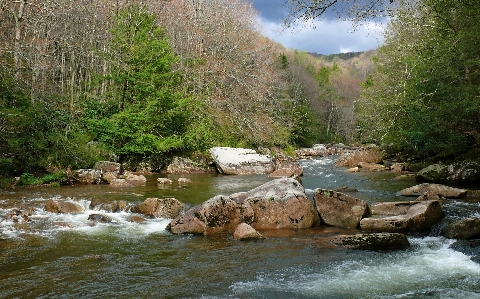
[209, 147, 275, 175]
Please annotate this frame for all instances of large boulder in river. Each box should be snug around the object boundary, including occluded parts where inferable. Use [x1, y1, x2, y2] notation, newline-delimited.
[131, 197, 185, 219]
[72, 169, 103, 184]
[166, 157, 215, 174]
[314, 189, 369, 228]
[322, 233, 410, 250]
[167, 178, 319, 235]
[397, 183, 467, 198]
[94, 161, 122, 175]
[209, 147, 275, 175]
[45, 199, 84, 213]
[360, 200, 444, 234]
[442, 217, 480, 240]
[416, 162, 480, 184]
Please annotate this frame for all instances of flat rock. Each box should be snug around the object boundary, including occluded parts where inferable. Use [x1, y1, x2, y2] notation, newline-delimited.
[397, 183, 467, 198]
[131, 197, 185, 219]
[442, 217, 480, 240]
[209, 147, 275, 175]
[360, 200, 445, 234]
[322, 233, 410, 250]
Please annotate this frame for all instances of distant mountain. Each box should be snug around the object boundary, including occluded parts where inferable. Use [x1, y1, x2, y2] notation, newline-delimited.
[308, 51, 364, 61]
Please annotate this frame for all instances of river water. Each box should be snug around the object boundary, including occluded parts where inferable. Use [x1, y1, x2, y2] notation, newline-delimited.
[1, 156, 480, 298]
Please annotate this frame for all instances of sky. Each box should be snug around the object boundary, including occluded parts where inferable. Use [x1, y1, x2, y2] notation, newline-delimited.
[251, 0, 385, 55]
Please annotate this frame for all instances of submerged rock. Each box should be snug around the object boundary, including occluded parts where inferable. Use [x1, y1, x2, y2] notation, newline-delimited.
[88, 213, 113, 223]
[209, 147, 275, 175]
[167, 178, 319, 235]
[322, 233, 410, 250]
[314, 189, 368, 228]
[45, 199, 83, 214]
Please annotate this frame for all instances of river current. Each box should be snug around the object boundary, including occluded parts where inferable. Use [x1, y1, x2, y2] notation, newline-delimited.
[1, 156, 480, 298]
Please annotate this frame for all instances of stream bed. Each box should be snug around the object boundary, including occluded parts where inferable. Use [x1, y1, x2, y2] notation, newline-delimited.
[1, 156, 480, 298]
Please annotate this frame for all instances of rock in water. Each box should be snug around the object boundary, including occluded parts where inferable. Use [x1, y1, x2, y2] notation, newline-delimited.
[209, 147, 275, 175]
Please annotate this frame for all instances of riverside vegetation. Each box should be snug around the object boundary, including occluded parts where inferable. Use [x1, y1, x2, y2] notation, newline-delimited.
[1, 0, 479, 185]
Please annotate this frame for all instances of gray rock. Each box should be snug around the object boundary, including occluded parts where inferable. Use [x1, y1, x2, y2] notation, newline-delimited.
[166, 157, 215, 174]
[209, 147, 275, 175]
[416, 162, 480, 184]
[314, 189, 369, 228]
[88, 214, 113, 223]
[72, 169, 103, 184]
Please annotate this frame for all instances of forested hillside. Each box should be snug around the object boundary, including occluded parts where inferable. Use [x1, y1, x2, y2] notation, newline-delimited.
[0, 0, 370, 175]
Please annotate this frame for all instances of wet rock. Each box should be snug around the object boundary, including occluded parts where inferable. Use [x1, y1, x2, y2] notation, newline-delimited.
[334, 146, 383, 168]
[108, 178, 133, 187]
[130, 216, 147, 223]
[358, 162, 386, 172]
[360, 200, 445, 234]
[416, 162, 480, 184]
[209, 147, 275, 175]
[123, 172, 147, 184]
[94, 161, 122, 175]
[442, 217, 480, 240]
[88, 214, 113, 223]
[397, 183, 467, 198]
[390, 163, 406, 172]
[233, 223, 264, 241]
[166, 157, 215, 174]
[178, 178, 192, 184]
[273, 156, 304, 177]
[322, 233, 410, 250]
[294, 144, 330, 157]
[332, 186, 359, 193]
[449, 239, 480, 263]
[45, 199, 84, 214]
[90, 199, 127, 212]
[157, 178, 173, 185]
[345, 167, 360, 173]
[131, 197, 185, 219]
[72, 169, 103, 184]
[314, 189, 368, 228]
[167, 178, 319, 235]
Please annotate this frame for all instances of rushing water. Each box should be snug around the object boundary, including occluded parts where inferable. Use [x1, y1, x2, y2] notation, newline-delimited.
[1, 156, 480, 299]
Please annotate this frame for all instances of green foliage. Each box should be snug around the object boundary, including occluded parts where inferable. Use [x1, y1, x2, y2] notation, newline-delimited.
[88, 4, 190, 157]
[357, 1, 480, 158]
[16, 172, 66, 187]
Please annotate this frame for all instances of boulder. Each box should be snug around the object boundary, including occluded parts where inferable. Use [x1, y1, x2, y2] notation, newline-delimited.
[130, 216, 147, 223]
[294, 144, 330, 157]
[442, 217, 480, 240]
[268, 168, 296, 178]
[273, 157, 304, 177]
[209, 147, 275, 175]
[89, 199, 127, 212]
[166, 157, 215, 174]
[45, 199, 83, 214]
[449, 239, 480, 263]
[131, 197, 185, 219]
[360, 200, 445, 234]
[94, 161, 122, 175]
[416, 162, 480, 184]
[88, 214, 113, 223]
[397, 183, 467, 198]
[167, 178, 319, 235]
[72, 169, 103, 184]
[233, 223, 264, 240]
[322, 233, 410, 250]
[314, 189, 369, 228]
[124, 172, 147, 184]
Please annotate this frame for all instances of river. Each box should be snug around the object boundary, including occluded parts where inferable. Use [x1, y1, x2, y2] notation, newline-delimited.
[1, 156, 480, 298]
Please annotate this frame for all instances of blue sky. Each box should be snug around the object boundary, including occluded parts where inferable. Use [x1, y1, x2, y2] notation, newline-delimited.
[251, 0, 385, 55]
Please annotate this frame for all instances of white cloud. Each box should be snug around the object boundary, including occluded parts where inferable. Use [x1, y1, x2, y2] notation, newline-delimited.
[258, 17, 385, 55]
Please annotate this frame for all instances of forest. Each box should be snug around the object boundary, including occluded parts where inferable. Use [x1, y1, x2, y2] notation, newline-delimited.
[0, 0, 479, 177]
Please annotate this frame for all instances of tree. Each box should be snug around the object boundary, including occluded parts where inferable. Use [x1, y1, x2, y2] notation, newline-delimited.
[88, 4, 190, 159]
[357, 0, 480, 158]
